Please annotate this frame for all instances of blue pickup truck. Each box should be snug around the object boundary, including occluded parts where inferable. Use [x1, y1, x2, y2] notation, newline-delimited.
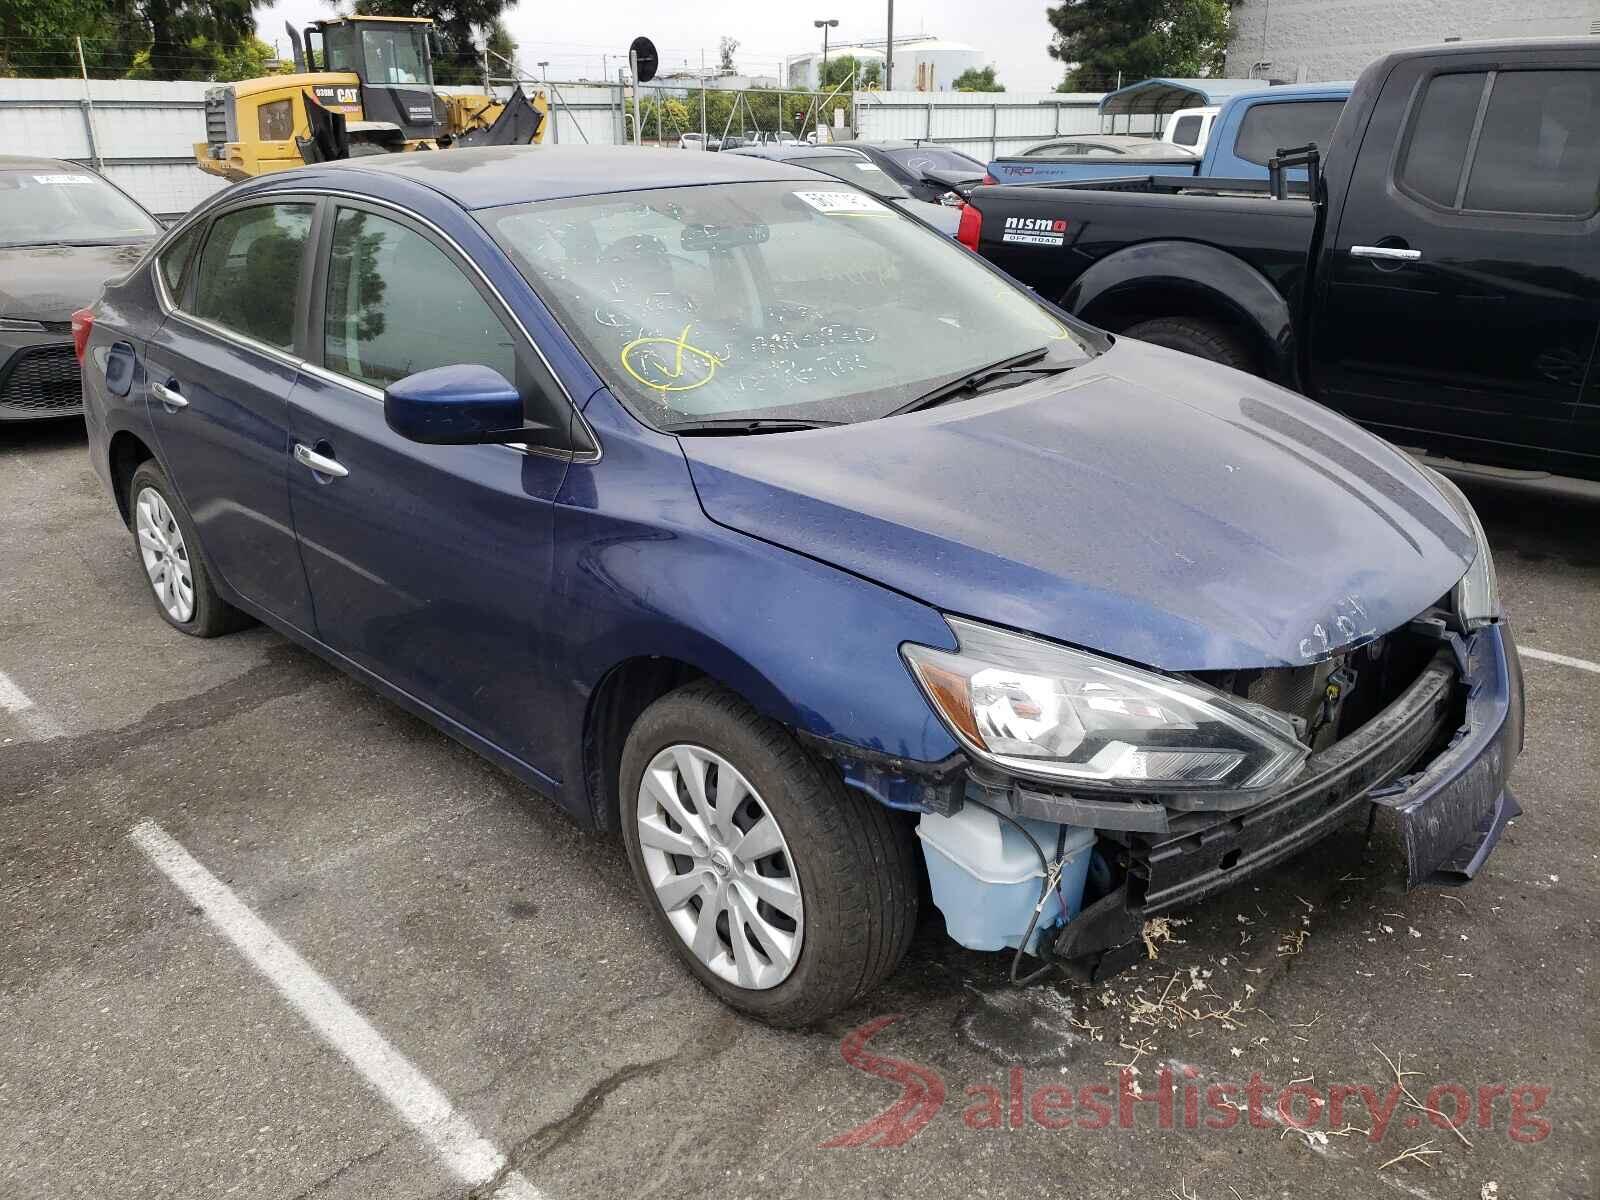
[985, 82, 1353, 185]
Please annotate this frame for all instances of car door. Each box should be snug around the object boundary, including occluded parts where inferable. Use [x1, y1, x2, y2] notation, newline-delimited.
[1311, 54, 1600, 471]
[144, 198, 318, 629]
[286, 198, 586, 779]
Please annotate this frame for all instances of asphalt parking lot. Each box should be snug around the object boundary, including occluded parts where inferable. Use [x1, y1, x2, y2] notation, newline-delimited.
[2, 418, 1595, 1200]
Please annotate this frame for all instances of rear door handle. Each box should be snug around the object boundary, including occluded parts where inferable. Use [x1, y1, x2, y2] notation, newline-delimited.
[1350, 245, 1422, 261]
[151, 380, 188, 409]
[293, 442, 349, 479]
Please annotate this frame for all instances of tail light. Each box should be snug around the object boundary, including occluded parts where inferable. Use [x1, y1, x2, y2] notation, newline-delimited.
[71, 307, 95, 363]
[982, 173, 997, 186]
[956, 202, 982, 252]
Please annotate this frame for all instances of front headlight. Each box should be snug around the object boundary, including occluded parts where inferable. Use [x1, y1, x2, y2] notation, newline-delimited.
[1420, 466, 1499, 628]
[902, 617, 1308, 794]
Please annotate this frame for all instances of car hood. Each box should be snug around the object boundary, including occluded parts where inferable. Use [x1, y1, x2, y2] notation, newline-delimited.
[681, 339, 1477, 671]
[0, 241, 152, 321]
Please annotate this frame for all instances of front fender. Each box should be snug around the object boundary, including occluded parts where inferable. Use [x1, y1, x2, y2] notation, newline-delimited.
[549, 402, 963, 812]
[1065, 240, 1297, 387]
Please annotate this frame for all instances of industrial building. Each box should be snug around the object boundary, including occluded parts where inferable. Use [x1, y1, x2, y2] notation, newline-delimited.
[1225, 0, 1599, 81]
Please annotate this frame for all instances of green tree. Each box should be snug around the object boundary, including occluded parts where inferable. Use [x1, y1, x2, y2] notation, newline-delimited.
[952, 65, 1004, 92]
[718, 35, 738, 73]
[127, 33, 283, 80]
[1047, 0, 1233, 92]
[0, 0, 259, 79]
[352, 0, 519, 85]
[819, 53, 867, 91]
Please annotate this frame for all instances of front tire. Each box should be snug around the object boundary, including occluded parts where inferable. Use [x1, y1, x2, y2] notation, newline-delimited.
[619, 682, 918, 1026]
[127, 460, 251, 638]
[1122, 316, 1253, 371]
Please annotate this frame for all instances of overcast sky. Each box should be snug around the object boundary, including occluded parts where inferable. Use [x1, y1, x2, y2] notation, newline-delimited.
[254, 0, 1067, 92]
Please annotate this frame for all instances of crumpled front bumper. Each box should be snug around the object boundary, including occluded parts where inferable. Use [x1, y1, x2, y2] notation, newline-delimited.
[1044, 621, 1523, 968]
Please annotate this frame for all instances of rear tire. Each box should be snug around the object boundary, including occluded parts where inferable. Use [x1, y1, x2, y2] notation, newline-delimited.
[619, 681, 918, 1027]
[1122, 316, 1253, 371]
[127, 460, 251, 638]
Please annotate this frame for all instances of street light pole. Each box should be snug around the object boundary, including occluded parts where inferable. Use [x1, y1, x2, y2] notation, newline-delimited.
[885, 0, 894, 91]
[812, 18, 838, 85]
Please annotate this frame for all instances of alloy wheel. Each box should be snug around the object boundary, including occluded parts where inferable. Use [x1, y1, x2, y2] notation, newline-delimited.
[135, 486, 195, 623]
[636, 744, 804, 990]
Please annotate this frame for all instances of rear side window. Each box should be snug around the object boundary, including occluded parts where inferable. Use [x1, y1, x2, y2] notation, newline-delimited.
[323, 207, 517, 389]
[1233, 100, 1347, 166]
[1463, 71, 1600, 216]
[157, 224, 202, 299]
[1170, 115, 1202, 146]
[190, 203, 313, 349]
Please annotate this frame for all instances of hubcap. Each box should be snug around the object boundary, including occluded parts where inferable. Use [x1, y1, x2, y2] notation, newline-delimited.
[134, 486, 195, 623]
[636, 744, 804, 990]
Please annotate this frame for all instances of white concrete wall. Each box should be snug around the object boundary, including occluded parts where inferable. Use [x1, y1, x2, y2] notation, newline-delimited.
[0, 78, 227, 217]
[1226, 0, 1599, 82]
[854, 90, 1105, 161]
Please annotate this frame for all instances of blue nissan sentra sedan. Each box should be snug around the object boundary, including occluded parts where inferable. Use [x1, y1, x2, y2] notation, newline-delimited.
[76, 145, 1522, 1025]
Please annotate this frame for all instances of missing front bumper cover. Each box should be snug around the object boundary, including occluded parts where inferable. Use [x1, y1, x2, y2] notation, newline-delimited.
[1046, 623, 1521, 969]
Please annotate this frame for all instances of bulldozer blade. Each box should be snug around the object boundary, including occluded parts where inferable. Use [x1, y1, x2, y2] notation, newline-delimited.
[455, 87, 544, 148]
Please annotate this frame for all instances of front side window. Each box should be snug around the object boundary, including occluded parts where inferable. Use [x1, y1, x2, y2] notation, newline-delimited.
[362, 27, 427, 85]
[1463, 70, 1600, 216]
[0, 169, 161, 247]
[323, 207, 516, 389]
[479, 181, 1094, 430]
[190, 203, 313, 349]
[1233, 100, 1347, 167]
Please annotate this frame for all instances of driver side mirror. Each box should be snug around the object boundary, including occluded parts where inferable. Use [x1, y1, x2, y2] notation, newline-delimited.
[384, 364, 542, 445]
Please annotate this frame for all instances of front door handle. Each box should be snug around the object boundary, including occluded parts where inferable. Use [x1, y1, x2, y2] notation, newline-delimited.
[151, 380, 188, 409]
[1350, 244, 1422, 262]
[293, 442, 349, 479]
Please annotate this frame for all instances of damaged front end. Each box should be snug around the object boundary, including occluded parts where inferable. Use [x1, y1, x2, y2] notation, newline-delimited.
[879, 473, 1523, 983]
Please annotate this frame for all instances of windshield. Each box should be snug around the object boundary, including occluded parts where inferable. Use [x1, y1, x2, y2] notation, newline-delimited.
[783, 155, 911, 199]
[479, 181, 1093, 428]
[362, 27, 427, 84]
[0, 170, 160, 246]
[886, 146, 984, 175]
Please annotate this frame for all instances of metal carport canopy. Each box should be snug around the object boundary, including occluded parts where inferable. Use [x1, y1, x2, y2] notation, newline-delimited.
[1098, 78, 1272, 117]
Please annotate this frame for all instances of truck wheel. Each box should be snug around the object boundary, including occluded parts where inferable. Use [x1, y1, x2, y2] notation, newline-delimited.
[1123, 317, 1252, 371]
[619, 681, 918, 1027]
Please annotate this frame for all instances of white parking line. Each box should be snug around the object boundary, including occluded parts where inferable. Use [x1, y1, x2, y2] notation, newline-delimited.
[128, 821, 545, 1200]
[1521, 646, 1600, 675]
[0, 670, 65, 740]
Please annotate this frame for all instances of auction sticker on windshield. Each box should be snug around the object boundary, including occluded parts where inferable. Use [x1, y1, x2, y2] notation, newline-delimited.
[794, 190, 887, 215]
[1002, 215, 1068, 246]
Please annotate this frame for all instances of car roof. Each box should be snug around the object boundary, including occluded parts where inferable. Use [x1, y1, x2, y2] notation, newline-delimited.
[271, 144, 827, 210]
[0, 154, 85, 172]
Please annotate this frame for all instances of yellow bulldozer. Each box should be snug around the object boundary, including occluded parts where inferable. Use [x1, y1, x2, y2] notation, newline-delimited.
[195, 15, 547, 181]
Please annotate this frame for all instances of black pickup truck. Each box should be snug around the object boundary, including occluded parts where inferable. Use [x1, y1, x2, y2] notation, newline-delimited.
[960, 39, 1600, 483]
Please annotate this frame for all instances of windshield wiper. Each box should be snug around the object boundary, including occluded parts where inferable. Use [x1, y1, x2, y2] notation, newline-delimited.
[884, 347, 1077, 418]
[665, 417, 843, 436]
